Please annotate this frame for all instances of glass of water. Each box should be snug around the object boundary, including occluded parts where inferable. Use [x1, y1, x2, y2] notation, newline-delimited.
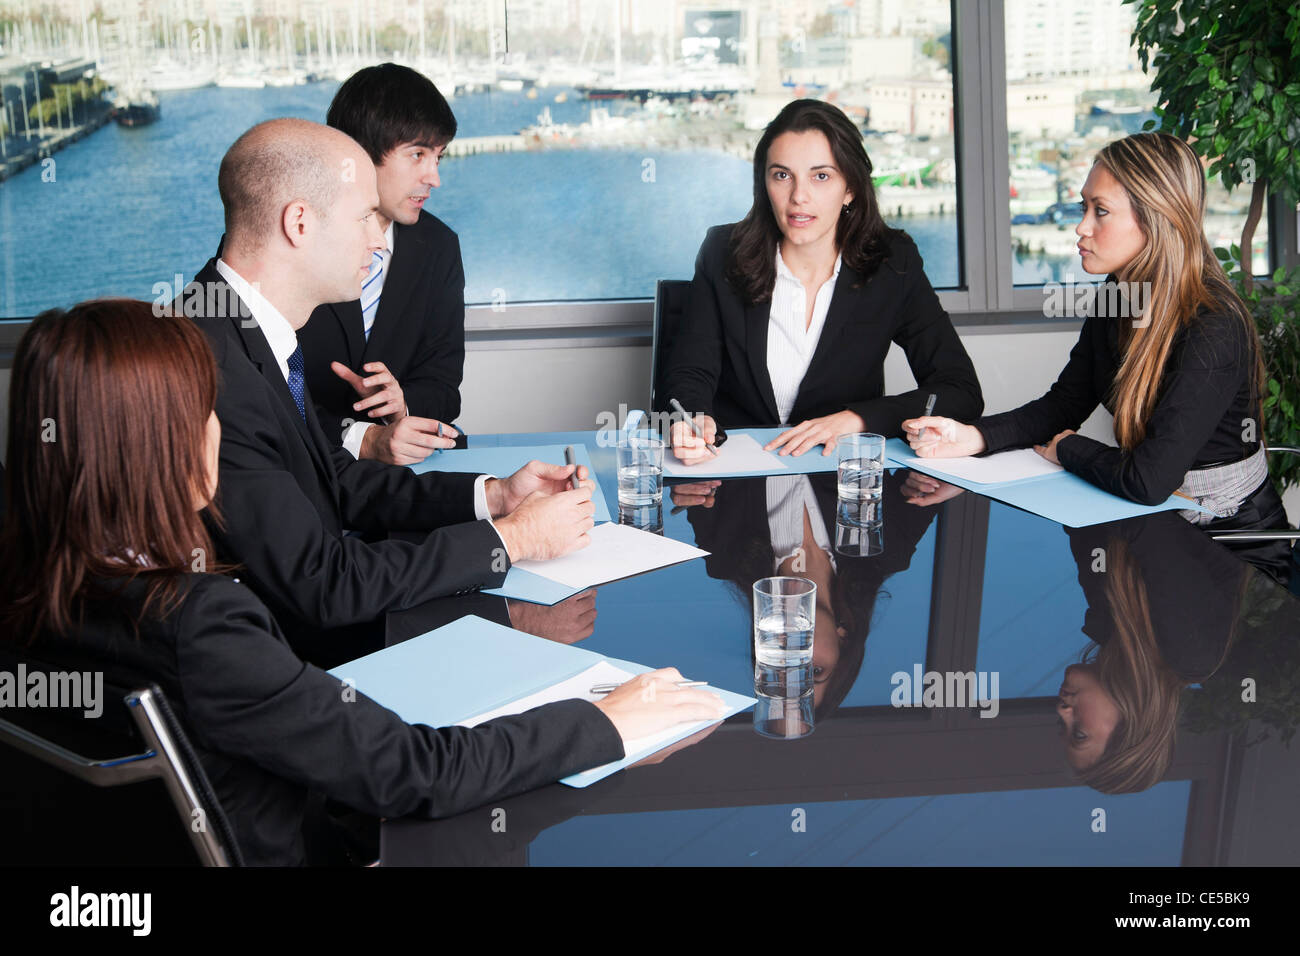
[616, 429, 664, 506]
[753, 661, 815, 739]
[752, 577, 816, 667]
[836, 432, 885, 512]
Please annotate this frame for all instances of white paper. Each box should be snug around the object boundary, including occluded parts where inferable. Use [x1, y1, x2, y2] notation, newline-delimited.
[512, 522, 709, 589]
[458, 660, 712, 767]
[896, 447, 1064, 484]
[663, 432, 790, 477]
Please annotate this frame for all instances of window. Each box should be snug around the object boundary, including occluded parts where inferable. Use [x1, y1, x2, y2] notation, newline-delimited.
[0, 0, 961, 316]
[1005, 0, 1268, 288]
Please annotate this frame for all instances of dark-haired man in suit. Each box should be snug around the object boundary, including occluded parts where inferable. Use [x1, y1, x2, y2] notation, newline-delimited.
[180, 118, 595, 653]
[299, 62, 468, 465]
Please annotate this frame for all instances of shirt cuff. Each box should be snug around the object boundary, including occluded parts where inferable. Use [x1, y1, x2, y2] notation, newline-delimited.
[341, 420, 375, 459]
[473, 474, 510, 557]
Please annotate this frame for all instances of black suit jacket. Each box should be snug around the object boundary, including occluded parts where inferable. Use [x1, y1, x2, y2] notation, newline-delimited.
[18, 574, 623, 866]
[300, 210, 466, 444]
[179, 259, 507, 638]
[661, 224, 983, 435]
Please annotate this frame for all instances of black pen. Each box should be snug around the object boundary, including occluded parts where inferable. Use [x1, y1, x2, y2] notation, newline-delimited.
[564, 445, 579, 490]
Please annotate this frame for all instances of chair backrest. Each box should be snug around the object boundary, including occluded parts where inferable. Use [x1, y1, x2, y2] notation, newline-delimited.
[650, 279, 693, 412]
[0, 654, 243, 866]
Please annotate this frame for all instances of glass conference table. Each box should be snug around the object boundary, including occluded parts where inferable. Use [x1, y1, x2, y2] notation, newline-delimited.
[380, 430, 1300, 867]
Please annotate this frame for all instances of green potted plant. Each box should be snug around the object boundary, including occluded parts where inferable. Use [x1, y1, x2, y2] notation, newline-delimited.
[1127, 0, 1300, 491]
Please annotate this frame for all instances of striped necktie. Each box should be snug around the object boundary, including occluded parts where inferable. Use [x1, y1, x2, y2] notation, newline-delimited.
[287, 343, 308, 422]
[360, 249, 388, 340]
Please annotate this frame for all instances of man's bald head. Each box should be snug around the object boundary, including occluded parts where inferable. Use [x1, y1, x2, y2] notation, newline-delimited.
[217, 118, 367, 255]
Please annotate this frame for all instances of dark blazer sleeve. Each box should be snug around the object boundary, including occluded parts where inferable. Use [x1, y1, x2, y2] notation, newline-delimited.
[177, 578, 625, 821]
[400, 226, 466, 425]
[1055, 313, 1250, 505]
[660, 227, 730, 419]
[212, 363, 508, 629]
[845, 236, 983, 435]
[975, 313, 1105, 453]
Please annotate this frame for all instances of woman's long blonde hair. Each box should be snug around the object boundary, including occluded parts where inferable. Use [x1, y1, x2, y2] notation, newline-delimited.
[1096, 132, 1267, 449]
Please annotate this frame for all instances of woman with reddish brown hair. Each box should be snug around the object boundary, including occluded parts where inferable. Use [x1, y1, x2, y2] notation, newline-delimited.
[0, 300, 726, 865]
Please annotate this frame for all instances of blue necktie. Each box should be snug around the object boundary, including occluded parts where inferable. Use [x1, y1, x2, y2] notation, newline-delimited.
[360, 249, 387, 340]
[287, 344, 307, 422]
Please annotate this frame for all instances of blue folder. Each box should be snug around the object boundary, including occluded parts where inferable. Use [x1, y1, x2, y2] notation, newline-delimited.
[328, 615, 756, 788]
[409, 443, 612, 523]
[484, 566, 585, 605]
[883, 438, 1213, 527]
[665, 427, 839, 480]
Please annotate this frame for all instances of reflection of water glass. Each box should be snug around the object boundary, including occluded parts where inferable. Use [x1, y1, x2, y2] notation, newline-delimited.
[617, 500, 663, 534]
[617, 430, 664, 506]
[753, 661, 815, 739]
[836, 433, 885, 505]
[752, 577, 816, 667]
[836, 498, 884, 556]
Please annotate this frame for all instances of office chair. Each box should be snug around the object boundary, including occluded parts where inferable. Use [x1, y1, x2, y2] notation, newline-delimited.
[1208, 446, 1300, 593]
[0, 666, 243, 867]
[650, 279, 692, 413]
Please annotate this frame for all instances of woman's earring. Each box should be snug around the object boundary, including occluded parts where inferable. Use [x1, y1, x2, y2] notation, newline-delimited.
[841, 203, 853, 215]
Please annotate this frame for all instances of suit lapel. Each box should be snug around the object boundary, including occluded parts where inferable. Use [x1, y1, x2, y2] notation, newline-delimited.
[207, 267, 336, 485]
[744, 299, 781, 424]
[363, 222, 423, 359]
[328, 300, 366, 367]
[797, 262, 866, 401]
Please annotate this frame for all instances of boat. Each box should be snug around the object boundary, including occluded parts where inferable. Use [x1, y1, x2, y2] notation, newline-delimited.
[111, 86, 160, 127]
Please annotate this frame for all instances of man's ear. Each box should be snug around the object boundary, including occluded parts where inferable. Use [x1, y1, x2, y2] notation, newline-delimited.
[281, 199, 311, 248]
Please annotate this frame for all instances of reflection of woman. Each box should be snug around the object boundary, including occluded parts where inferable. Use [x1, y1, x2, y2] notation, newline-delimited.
[906, 133, 1290, 579]
[0, 301, 727, 865]
[679, 470, 939, 716]
[662, 98, 982, 465]
[1060, 514, 1247, 793]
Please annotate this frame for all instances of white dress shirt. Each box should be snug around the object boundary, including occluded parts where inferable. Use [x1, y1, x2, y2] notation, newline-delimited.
[213, 258, 494, 523]
[767, 474, 837, 574]
[766, 248, 842, 425]
[342, 220, 398, 458]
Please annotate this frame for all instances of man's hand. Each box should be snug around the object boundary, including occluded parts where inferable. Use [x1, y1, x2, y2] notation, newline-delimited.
[668, 414, 719, 466]
[764, 409, 865, 457]
[1034, 430, 1075, 465]
[486, 460, 590, 517]
[508, 589, 598, 644]
[331, 360, 407, 422]
[358, 416, 457, 465]
[493, 484, 596, 562]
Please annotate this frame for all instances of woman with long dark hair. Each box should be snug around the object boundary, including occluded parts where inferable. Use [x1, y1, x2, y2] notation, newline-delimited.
[661, 98, 983, 464]
[0, 300, 727, 865]
[905, 132, 1291, 578]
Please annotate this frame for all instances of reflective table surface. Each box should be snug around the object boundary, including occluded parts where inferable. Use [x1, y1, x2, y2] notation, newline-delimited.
[383, 430, 1300, 866]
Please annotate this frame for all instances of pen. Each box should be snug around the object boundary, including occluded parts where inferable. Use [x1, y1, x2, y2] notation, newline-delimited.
[923, 393, 937, 418]
[590, 680, 709, 694]
[669, 397, 719, 456]
[564, 445, 579, 491]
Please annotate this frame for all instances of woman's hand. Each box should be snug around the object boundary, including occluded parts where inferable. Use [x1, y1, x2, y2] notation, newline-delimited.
[669, 481, 721, 510]
[764, 409, 865, 457]
[900, 416, 986, 458]
[901, 471, 967, 507]
[592, 667, 729, 744]
[669, 414, 719, 466]
[1034, 430, 1075, 465]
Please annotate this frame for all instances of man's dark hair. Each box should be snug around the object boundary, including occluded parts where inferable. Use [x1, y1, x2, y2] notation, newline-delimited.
[326, 62, 457, 165]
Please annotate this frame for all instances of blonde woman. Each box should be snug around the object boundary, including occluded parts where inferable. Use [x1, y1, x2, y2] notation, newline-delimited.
[904, 132, 1289, 563]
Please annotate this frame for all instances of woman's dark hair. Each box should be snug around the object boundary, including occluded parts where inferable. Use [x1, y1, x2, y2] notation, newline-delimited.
[727, 98, 901, 304]
[327, 62, 457, 164]
[0, 300, 223, 640]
